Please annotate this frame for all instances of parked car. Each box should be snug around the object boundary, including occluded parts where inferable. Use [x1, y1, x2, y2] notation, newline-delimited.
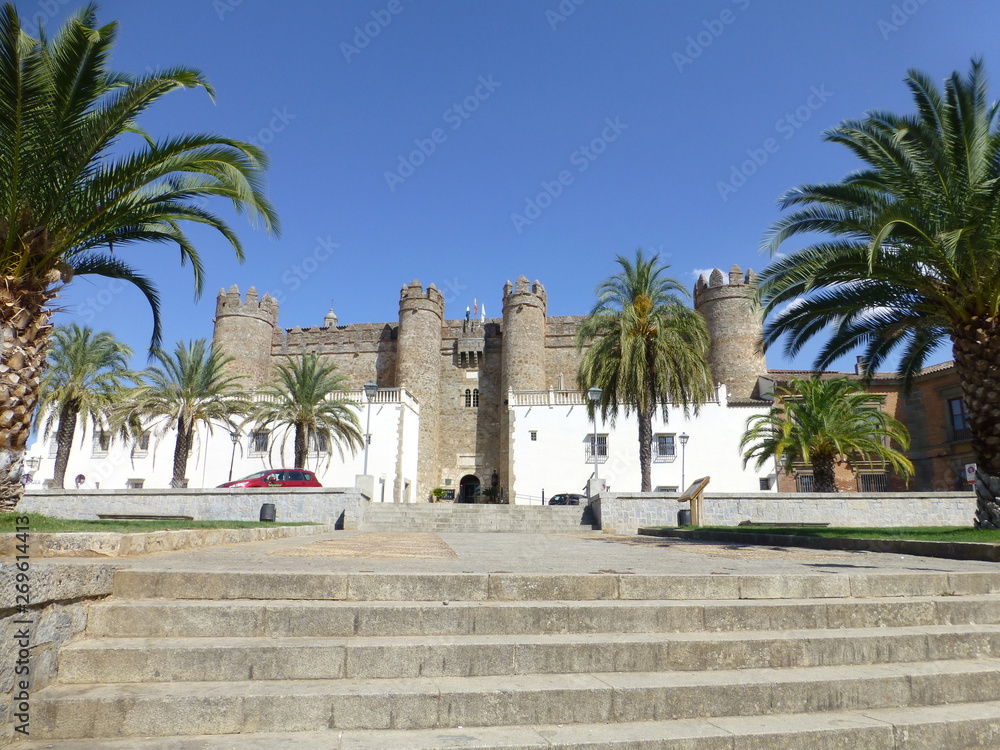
[548, 493, 585, 506]
[218, 469, 321, 488]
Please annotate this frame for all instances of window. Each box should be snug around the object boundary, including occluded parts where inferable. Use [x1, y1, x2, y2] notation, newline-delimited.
[653, 434, 676, 462]
[472, 388, 479, 407]
[857, 472, 888, 493]
[250, 430, 270, 454]
[126, 478, 145, 489]
[795, 474, 814, 493]
[92, 431, 110, 456]
[309, 433, 329, 453]
[759, 477, 772, 491]
[464, 389, 472, 407]
[47, 439, 58, 458]
[132, 431, 150, 456]
[655, 485, 679, 493]
[585, 434, 608, 463]
[948, 397, 971, 441]
[530, 431, 537, 441]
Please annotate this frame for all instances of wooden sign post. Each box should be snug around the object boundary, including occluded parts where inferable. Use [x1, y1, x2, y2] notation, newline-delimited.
[677, 476, 711, 526]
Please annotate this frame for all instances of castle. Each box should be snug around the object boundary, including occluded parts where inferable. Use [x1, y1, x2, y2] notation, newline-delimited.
[208, 266, 770, 501]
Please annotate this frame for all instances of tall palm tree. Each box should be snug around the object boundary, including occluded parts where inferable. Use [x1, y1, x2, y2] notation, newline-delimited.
[740, 376, 913, 492]
[35, 324, 134, 488]
[246, 354, 363, 469]
[755, 59, 1000, 524]
[0, 4, 278, 509]
[576, 249, 715, 492]
[128, 340, 247, 487]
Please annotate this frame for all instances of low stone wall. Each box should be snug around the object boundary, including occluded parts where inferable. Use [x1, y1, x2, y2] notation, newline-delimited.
[593, 491, 977, 534]
[18, 488, 371, 530]
[1, 561, 118, 744]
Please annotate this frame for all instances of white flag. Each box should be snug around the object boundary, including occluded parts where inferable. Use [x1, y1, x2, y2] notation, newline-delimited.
[481, 304, 486, 323]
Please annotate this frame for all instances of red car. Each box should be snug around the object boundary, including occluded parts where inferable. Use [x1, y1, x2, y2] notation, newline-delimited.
[218, 469, 322, 488]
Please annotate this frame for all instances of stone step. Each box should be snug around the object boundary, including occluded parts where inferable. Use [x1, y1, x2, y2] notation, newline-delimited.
[110, 569, 1000, 602]
[57, 625, 1000, 683]
[28, 659, 1000, 739]
[14, 701, 1000, 749]
[86, 595, 1000, 638]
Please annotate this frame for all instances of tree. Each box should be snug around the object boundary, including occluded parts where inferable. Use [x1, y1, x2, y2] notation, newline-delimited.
[740, 376, 913, 492]
[576, 249, 715, 492]
[35, 325, 134, 488]
[0, 4, 278, 509]
[128, 340, 247, 487]
[755, 59, 1000, 523]
[246, 354, 363, 469]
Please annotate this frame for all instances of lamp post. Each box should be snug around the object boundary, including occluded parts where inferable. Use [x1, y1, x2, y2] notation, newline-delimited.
[228, 430, 241, 482]
[363, 382, 378, 475]
[587, 387, 602, 480]
[679, 432, 689, 491]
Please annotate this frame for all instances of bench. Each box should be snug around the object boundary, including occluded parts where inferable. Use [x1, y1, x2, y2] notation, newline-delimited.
[97, 514, 195, 521]
[738, 521, 831, 527]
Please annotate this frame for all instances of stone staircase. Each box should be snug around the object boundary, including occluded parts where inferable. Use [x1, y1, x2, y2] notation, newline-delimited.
[16, 569, 1000, 748]
[359, 502, 596, 533]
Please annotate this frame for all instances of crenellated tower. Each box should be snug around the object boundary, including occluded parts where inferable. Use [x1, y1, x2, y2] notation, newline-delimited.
[693, 264, 767, 401]
[501, 276, 548, 394]
[212, 285, 279, 390]
[396, 281, 445, 498]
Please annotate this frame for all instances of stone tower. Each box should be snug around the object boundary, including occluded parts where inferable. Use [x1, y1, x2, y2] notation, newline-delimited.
[501, 276, 548, 394]
[693, 264, 767, 401]
[212, 285, 279, 390]
[395, 281, 445, 500]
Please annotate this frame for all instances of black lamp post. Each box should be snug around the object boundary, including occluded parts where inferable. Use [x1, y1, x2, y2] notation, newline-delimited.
[228, 430, 242, 482]
[363, 382, 378, 475]
[679, 432, 690, 491]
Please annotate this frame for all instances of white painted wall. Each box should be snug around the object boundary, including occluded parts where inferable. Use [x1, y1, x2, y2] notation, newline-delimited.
[24, 389, 420, 499]
[508, 385, 776, 503]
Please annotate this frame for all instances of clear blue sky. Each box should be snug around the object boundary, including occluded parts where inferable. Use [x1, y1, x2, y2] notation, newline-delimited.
[20, 0, 1000, 371]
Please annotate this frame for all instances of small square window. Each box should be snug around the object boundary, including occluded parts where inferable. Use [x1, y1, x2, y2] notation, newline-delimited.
[530, 431, 537, 441]
[759, 477, 772, 491]
[585, 435, 608, 462]
[250, 430, 269, 454]
[92, 431, 110, 456]
[653, 434, 676, 462]
[126, 478, 145, 489]
[796, 474, 814, 493]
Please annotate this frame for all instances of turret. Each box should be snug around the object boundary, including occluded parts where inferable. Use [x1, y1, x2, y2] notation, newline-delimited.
[212, 285, 279, 390]
[693, 264, 767, 401]
[396, 281, 445, 497]
[501, 276, 547, 394]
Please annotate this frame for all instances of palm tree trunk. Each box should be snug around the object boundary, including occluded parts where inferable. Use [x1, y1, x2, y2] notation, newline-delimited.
[52, 401, 80, 489]
[0, 279, 55, 510]
[638, 405, 653, 493]
[953, 316, 1000, 528]
[811, 455, 837, 492]
[171, 419, 192, 488]
[293, 424, 307, 469]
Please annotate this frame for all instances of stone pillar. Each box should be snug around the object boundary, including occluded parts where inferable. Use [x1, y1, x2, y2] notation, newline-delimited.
[396, 281, 444, 502]
[211, 285, 279, 391]
[693, 264, 767, 401]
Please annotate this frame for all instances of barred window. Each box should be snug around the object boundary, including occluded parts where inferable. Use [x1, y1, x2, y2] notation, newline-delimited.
[796, 474, 814, 493]
[585, 434, 608, 462]
[857, 473, 888, 493]
[250, 430, 270, 454]
[653, 434, 676, 461]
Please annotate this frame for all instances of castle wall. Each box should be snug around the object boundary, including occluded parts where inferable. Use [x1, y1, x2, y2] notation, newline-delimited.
[272, 322, 396, 388]
[543, 316, 587, 390]
[212, 286, 279, 390]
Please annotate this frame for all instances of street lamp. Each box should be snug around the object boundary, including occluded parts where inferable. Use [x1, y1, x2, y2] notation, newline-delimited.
[679, 432, 690, 491]
[363, 382, 378, 475]
[228, 430, 242, 482]
[587, 387, 602, 480]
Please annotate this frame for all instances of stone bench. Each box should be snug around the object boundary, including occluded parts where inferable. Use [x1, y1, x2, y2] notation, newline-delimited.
[97, 513, 195, 521]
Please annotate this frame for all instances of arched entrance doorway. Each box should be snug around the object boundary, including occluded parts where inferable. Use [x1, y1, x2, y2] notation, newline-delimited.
[458, 474, 480, 503]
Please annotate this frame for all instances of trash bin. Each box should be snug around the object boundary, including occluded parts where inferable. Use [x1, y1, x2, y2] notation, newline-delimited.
[677, 509, 692, 527]
[259, 503, 276, 522]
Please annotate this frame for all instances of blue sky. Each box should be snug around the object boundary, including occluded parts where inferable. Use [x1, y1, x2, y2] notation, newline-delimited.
[20, 0, 1000, 371]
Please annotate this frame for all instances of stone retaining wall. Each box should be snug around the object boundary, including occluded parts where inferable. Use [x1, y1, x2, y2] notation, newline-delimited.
[594, 491, 976, 534]
[18, 488, 370, 530]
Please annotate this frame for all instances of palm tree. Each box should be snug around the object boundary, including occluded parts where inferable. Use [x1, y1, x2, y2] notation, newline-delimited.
[576, 249, 715, 492]
[755, 59, 1000, 523]
[740, 376, 913, 492]
[35, 324, 134, 488]
[128, 340, 247, 487]
[246, 354, 363, 469]
[0, 4, 278, 509]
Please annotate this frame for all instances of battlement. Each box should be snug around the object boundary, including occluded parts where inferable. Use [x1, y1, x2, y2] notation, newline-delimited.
[502, 276, 547, 312]
[399, 280, 445, 314]
[693, 264, 758, 307]
[214, 285, 279, 324]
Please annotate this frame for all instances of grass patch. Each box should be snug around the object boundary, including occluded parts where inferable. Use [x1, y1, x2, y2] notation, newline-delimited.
[652, 525, 1000, 544]
[1, 513, 317, 534]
